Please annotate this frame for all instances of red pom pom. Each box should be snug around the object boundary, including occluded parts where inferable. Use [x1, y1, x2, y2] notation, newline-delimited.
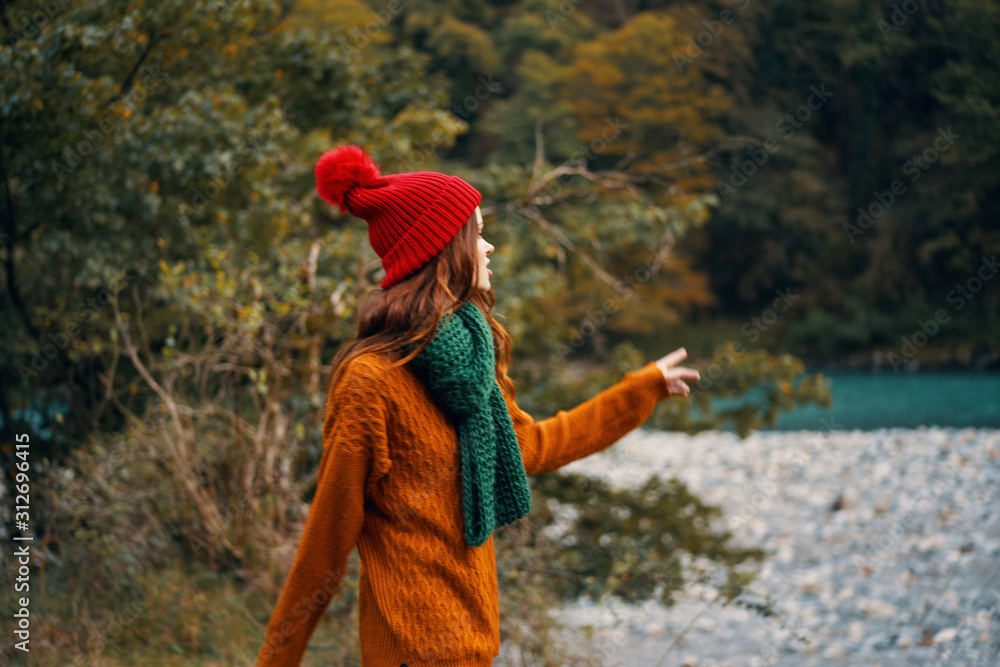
[315, 145, 381, 213]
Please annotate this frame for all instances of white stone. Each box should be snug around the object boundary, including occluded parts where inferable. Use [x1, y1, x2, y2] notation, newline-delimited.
[693, 616, 717, 632]
[553, 427, 1000, 665]
[848, 620, 866, 643]
[822, 641, 846, 659]
[933, 627, 958, 645]
[864, 600, 896, 618]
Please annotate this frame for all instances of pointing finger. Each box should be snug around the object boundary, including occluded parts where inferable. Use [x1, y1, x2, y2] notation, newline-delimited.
[659, 347, 688, 368]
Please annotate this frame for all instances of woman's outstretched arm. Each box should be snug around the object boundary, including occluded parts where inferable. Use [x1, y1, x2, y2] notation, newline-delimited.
[502, 353, 692, 476]
[256, 362, 390, 667]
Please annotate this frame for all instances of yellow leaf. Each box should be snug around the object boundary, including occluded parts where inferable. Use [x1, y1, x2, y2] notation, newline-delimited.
[159, 259, 169, 273]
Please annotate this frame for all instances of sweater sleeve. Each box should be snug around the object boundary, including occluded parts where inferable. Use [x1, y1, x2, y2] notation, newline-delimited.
[503, 360, 672, 476]
[256, 362, 391, 667]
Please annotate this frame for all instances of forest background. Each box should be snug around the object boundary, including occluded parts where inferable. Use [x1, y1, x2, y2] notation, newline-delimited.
[1, 0, 997, 664]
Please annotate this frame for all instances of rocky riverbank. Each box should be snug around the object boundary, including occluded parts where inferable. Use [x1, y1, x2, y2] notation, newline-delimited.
[547, 426, 1000, 666]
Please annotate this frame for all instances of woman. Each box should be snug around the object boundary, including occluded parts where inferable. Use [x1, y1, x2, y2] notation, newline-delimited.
[255, 145, 700, 666]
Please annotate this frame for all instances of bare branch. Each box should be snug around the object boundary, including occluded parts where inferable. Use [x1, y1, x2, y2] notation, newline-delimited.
[532, 119, 545, 186]
[645, 136, 763, 174]
[106, 29, 168, 108]
[517, 206, 620, 288]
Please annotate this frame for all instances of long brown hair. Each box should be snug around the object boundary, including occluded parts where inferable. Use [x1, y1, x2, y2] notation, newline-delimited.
[325, 211, 518, 401]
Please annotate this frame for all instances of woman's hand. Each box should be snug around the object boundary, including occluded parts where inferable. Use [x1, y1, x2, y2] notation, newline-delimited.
[655, 347, 700, 398]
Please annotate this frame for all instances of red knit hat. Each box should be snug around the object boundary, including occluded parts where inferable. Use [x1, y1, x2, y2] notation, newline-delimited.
[315, 145, 482, 289]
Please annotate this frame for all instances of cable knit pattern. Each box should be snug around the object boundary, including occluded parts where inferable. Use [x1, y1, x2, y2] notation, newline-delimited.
[405, 302, 532, 548]
[255, 350, 673, 667]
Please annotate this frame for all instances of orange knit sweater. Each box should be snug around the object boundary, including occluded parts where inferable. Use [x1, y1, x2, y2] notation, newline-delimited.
[255, 353, 672, 667]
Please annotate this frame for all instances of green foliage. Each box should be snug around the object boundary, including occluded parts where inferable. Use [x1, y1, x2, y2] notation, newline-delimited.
[560, 10, 735, 172]
[0, 0, 461, 458]
[521, 471, 768, 607]
[666, 343, 832, 438]
[684, 0, 1000, 361]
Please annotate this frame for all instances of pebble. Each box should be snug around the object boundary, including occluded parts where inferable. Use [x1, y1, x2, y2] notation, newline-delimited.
[548, 426, 1000, 666]
[933, 627, 958, 645]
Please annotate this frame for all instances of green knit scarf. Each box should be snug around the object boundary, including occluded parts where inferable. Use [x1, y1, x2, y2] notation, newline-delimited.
[405, 300, 532, 547]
